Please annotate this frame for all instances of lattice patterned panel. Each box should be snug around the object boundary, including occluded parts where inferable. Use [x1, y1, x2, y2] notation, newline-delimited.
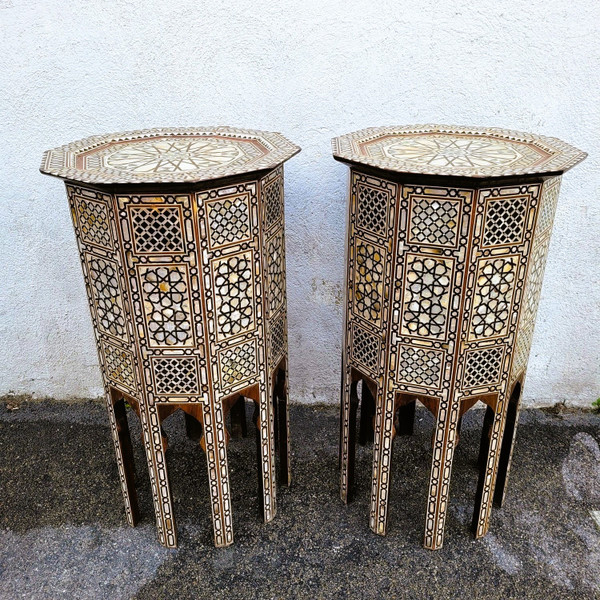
[511, 323, 533, 379]
[536, 178, 560, 234]
[408, 196, 460, 247]
[129, 205, 184, 254]
[269, 310, 286, 368]
[521, 241, 548, 327]
[510, 189, 557, 383]
[102, 341, 136, 393]
[219, 341, 258, 389]
[353, 241, 385, 326]
[462, 347, 504, 389]
[470, 256, 517, 339]
[206, 193, 251, 248]
[356, 182, 388, 236]
[482, 196, 528, 247]
[350, 323, 381, 374]
[213, 251, 255, 340]
[401, 254, 452, 340]
[86, 255, 128, 341]
[75, 196, 113, 249]
[139, 265, 193, 347]
[264, 176, 284, 230]
[152, 357, 200, 395]
[267, 232, 285, 315]
[396, 345, 443, 388]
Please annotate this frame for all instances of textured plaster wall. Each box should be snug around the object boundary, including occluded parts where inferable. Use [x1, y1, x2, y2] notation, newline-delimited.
[0, 0, 598, 406]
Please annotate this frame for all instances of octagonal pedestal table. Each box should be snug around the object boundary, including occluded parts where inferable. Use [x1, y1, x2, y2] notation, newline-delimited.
[41, 127, 300, 548]
[333, 125, 586, 549]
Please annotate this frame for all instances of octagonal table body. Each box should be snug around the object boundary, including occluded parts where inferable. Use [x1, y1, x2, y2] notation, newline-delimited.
[332, 125, 586, 549]
[41, 127, 300, 548]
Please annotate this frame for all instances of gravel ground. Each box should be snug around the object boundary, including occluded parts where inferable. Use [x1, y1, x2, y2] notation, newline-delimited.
[0, 399, 599, 599]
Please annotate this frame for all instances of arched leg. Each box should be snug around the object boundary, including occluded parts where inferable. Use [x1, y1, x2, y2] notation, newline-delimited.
[423, 389, 461, 550]
[202, 398, 234, 547]
[275, 365, 291, 486]
[471, 391, 509, 539]
[249, 382, 277, 523]
[369, 379, 396, 535]
[359, 380, 376, 445]
[184, 411, 203, 441]
[107, 388, 140, 526]
[478, 406, 495, 468]
[339, 356, 345, 469]
[346, 379, 360, 502]
[340, 351, 355, 503]
[456, 416, 463, 444]
[494, 381, 523, 508]
[230, 395, 248, 439]
[141, 402, 177, 548]
[272, 379, 280, 452]
[395, 399, 416, 437]
[253, 401, 264, 517]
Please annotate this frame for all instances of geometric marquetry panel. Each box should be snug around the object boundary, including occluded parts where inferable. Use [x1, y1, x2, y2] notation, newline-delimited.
[511, 323, 533, 380]
[469, 256, 517, 340]
[212, 251, 255, 341]
[75, 196, 113, 250]
[269, 310, 286, 369]
[85, 254, 128, 342]
[482, 196, 528, 247]
[521, 242, 547, 328]
[264, 175, 284, 231]
[138, 265, 193, 347]
[350, 323, 380, 375]
[536, 179, 560, 235]
[408, 195, 460, 247]
[206, 193, 251, 248]
[509, 176, 561, 385]
[396, 344, 444, 388]
[401, 254, 453, 340]
[152, 356, 200, 395]
[462, 347, 503, 389]
[102, 341, 137, 393]
[266, 232, 285, 316]
[129, 205, 185, 254]
[356, 182, 389, 236]
[218, 340, 258, 390]
[353, 241, 385, 326]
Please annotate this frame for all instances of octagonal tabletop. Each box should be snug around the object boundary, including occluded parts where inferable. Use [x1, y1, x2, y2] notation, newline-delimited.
[41, 127, 301, 185]
[332, 125, 586, 178]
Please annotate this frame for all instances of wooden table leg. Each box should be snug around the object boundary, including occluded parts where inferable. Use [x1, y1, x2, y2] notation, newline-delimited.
[369, 381, 396, 536]
[423, 389, 461, 550]
[202, 398, 234, 547]
[494, 381, 523, 507]
[108, 388, 140, 526]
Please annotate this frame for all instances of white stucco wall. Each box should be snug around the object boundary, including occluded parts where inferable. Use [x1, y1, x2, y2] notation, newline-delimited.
[0, 0, 598, 406]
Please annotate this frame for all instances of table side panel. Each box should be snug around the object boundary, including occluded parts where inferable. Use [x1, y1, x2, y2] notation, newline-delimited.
[388, 184, 475, 399]
[66, 184, 144, 400]
[345, 170, 398, 383]
[115, 193, 208, 404]
[509, 176, 562, 386]
[261, 167, 288, 377]
[196, 180, 266, 400]
[457, 182, 543, 400]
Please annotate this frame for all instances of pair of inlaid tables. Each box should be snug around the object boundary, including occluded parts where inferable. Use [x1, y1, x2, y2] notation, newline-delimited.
[40, 125, 586, 550]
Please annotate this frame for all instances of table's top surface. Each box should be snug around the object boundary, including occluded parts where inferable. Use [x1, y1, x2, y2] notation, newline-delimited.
[332, 125, 586, 178]
[40, 127, 300, 185]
